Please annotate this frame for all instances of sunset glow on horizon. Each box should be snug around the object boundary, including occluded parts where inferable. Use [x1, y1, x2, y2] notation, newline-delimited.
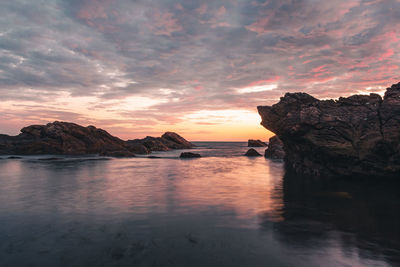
[0, 0, 399, 141]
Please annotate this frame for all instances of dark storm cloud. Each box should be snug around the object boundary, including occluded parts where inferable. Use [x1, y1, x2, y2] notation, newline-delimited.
[0, 0, 399, 133]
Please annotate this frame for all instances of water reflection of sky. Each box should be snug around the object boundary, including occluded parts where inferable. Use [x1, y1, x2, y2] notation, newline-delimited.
[0, 145, 398, 266]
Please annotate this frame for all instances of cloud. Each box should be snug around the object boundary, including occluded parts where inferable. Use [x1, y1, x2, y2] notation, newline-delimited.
[0, 0, 399, 139]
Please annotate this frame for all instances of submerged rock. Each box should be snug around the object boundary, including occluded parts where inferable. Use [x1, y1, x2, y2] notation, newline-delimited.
[264, 136, 285, 159]
[257, 82, 400, 178]
[180, 152, 201, 158]
[248, 139, 267, 147]
[0, 121, 193, 157]
[245, 148, 262, 157]
[38, 157, 64, 161]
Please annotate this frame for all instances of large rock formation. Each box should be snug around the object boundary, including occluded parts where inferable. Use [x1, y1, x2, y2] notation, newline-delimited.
[0, 121, 193, 157]
[248, 139, 267, 147]
[257, 82, 400, 178]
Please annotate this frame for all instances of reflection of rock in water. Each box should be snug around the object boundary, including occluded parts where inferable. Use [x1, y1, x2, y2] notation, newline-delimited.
[263, 172, 400, 265]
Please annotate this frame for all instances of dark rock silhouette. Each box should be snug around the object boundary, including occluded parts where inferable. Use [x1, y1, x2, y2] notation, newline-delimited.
[127, 136, 169, 151]
[244, 148, 262, 157]
[248, 139, 267, 147]
[127, 132, 194, 152]
[258, 82, 400, 178]
[0, 121, 193, 157]
[162, 132, 193, 149]
[264, 136, 285, 159]
[180, 152, 201, 158]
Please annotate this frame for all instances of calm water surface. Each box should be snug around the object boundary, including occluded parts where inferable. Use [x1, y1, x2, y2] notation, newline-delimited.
[0, 142, 399, 266]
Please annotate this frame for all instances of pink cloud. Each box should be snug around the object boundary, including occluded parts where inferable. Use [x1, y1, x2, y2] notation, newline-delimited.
[148, 9, 183, 36]
[378, 49, 394, 61]
[245, 16, 269, 34]
[216, 6, 226, 17]
[175, 3, 184, 11]
[245, 76, 280, 87]
[312, 65, 328, 73]
[77, 0, 113, 20]
[196, 4, 208, 15]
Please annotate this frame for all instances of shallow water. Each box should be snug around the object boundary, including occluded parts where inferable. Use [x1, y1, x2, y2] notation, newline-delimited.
[0, 142, 399, 266]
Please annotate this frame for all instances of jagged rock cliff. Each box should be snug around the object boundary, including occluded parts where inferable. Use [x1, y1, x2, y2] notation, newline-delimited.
[257, 82, 400, 178]
[0, 121, 193, 157]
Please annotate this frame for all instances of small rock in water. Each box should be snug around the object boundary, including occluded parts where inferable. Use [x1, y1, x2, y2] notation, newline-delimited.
[244, 148, 262, 157]
[7, 156, 22, 159]
[38, 157, 64, 161]
[180, 152, 201, 158]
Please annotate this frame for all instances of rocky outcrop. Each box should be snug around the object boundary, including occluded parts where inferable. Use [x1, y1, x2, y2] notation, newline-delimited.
[162, 132, 193, 149]
[264, 136, 285, 159]
[244, 148, 262, 157]
[180, 152, 201, 158]
[127, 136, 169, 151]
[257, 82, 400, 178]
[0, 121, 193, 157]
[127, 132, 194, 152]
[0, 122, 136, 156]
[248, 139, 267, 147]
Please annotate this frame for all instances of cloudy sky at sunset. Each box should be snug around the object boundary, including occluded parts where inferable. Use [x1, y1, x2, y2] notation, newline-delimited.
[0, 0, 399, 141]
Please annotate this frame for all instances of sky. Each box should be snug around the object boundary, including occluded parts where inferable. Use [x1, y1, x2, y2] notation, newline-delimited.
[0, 0, 399, 141]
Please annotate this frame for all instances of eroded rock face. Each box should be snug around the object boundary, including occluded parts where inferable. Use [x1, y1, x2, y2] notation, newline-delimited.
[264, 136, 285, 159]
[0, 121, 193, 157]
[248, 139, 267, 147]
[257, 82, 400, 178]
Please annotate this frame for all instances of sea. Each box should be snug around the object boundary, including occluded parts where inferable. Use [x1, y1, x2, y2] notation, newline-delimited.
[0, 142, 399, 267]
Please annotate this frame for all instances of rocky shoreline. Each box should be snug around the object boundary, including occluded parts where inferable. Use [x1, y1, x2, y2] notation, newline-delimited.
[0, 121, 193, 157]
[258, 82, 400, 178]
